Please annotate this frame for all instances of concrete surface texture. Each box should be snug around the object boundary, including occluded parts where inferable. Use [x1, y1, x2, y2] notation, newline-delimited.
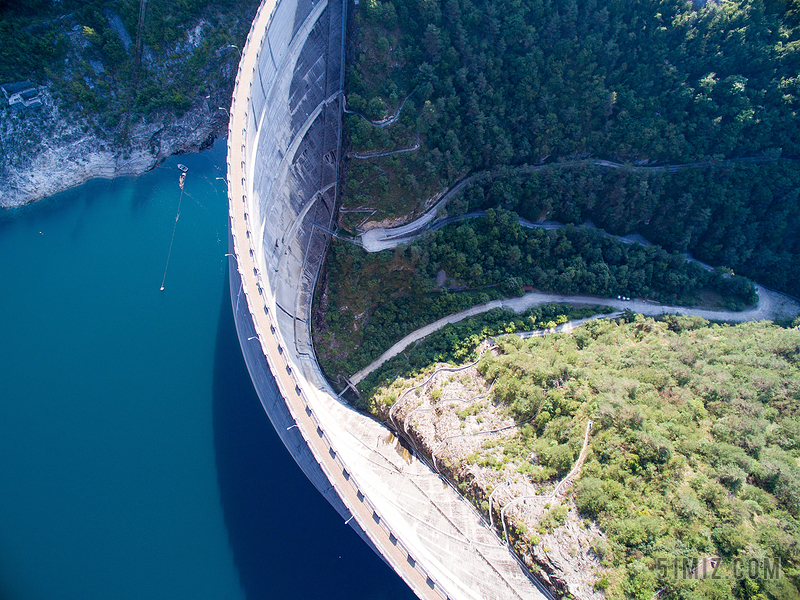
[226, 0, 551, 598]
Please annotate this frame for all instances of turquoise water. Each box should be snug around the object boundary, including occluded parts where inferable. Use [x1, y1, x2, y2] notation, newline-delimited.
[0, 141, 414, 600]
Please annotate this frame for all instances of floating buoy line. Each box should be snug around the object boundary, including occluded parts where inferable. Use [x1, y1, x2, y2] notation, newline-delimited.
[160, 165, 188, 291]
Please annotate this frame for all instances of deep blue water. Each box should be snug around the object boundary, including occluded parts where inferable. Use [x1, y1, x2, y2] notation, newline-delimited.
[0, 141, 415, 600]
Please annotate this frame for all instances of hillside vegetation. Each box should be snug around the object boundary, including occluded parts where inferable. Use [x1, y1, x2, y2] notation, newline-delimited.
[451, 161, 800, 298]
[342, 0, 800, 297]
[368, 315, 800, 599]
[355, 302, 614, 404]
[314, 210, 756, 380]
[0, 0, 257, 158]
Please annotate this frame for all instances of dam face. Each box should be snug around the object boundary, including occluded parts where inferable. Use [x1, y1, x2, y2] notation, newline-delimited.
[246, 0, 343, 365]
[227, 0, 552, 598]
[229, 0, 358, 530]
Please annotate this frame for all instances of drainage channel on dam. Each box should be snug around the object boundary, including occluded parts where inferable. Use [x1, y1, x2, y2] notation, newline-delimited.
[225, 0, 554, 598]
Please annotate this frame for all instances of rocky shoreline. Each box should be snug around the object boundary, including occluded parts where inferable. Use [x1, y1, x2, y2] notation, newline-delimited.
[0, 1, 258, 210]
[0, 89, 228, 209]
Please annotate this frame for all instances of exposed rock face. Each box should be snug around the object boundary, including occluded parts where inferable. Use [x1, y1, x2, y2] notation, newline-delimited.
[0, 4, 254, 209]
[0, 88, 227, 208]
[378, 356, 610, 599]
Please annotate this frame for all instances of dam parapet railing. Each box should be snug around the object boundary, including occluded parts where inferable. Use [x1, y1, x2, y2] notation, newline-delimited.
[228, 227, 450, 599]
[225, 7, 453, 587]
[226, 1, 452, 595]
[226, 0, 553, 598]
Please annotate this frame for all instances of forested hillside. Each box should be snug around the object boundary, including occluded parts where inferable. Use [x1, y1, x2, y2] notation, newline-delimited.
[488, 317, 800, 599]
[367, 315, 800, 599]
[313, 210, 756, 380]
[336, 2, 800, 597]
[341, 0, 800, 296]
[451, 161, 800, 297]
[0, 0, 256, 144]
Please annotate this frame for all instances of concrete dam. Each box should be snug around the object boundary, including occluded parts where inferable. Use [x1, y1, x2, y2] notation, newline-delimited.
[225, 0, 551, 598]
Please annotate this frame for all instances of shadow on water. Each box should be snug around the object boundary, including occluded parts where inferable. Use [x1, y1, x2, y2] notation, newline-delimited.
[212, 270, 416, 600]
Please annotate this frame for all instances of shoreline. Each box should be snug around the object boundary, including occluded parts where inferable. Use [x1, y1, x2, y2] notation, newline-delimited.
[1, 95, 229, 210]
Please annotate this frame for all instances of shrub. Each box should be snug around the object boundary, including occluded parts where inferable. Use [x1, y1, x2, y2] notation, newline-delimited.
[576, 477, 611, 518]
[541, 444, 574, 475]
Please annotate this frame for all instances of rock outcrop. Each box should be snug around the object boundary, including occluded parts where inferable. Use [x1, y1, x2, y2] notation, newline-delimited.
[0, 5, 252, 208]
[378, 357, 611, 599]
[0, 88, 228, 208]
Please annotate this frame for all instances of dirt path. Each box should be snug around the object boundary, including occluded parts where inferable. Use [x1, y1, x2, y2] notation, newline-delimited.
[348, 136, 420, 159]
[359, 157, 785, 252]
[343, 90, 416, 128]
[350, 285, 800, 385]
[552, 420, 593, 499]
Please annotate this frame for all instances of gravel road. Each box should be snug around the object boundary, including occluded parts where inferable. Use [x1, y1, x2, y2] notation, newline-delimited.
[350, 285, 800, 385]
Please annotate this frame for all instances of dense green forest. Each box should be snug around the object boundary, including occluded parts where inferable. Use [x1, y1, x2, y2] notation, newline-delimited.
[313, 209, 756, 379]
[368, 315, 800, 599]
[348, 0, 800, 164]
[0, 0, 256, 121]
[419, 209, 755, 305]
[446, 161, 800, 297]
[342, 0, 800, 297]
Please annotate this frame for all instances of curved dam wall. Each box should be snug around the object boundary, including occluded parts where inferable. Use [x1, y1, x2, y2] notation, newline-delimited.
[227, 0, 367, 543]
[226, 0, 552, 598]
[244, 0, 342, 367]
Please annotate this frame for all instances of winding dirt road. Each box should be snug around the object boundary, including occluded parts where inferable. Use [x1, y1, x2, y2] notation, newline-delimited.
[348, 136, 420, 159]
[360, 157, 786, 252]
[343, 90, 416, 128]
[350, 285, 800, 385]
[352, 157, 800, 385]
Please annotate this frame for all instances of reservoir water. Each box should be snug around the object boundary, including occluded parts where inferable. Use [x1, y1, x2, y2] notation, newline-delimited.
[0, 141, 415, 600]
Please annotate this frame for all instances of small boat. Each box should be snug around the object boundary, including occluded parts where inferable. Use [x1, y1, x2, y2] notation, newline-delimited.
[179, 172, 186, 190]
[177, 164, 189, 173]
